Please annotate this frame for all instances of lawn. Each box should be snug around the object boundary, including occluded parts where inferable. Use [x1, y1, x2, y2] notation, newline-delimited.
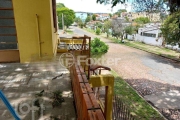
[111, 70, 165, 120]
[65, 29, 73, 34]
[101, 33, 180, 60]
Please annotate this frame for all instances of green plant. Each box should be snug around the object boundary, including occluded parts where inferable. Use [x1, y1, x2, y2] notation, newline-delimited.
[51, 90, 65, 108]
[91, 37, 109, 56]
[134, 17, 150, 24]
[80, 23, 84, 28]
[57, 7, 75, 28]
[161, 12, 180, 46]
[96, 28, 101, 35]
[92, 14, 96, 21]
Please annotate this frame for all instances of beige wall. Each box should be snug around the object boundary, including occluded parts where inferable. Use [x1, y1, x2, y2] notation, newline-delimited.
[13, 0, 58, 62]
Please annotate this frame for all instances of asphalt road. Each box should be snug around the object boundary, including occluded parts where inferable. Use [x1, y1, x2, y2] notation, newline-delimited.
[65, 26, 180, 86]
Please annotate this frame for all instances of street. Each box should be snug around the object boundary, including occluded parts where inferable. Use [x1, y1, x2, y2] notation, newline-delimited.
[69, 26, 180, 86]
[59, 26, 180, 119]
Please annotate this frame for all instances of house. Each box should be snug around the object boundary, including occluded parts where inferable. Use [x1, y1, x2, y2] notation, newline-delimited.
[0, 0, 59, 63]
[128, 23, 163, 46]
[111, 15, 118, 19]
[121, 12, 161, 22]
[96, 13, 110, 21]
[75, 12, 88, 22]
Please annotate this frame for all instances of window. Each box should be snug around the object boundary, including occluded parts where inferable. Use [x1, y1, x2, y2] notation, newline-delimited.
[142, 33, 156, 38]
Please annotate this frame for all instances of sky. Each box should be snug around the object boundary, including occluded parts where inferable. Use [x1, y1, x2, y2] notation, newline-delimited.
[56, 0, 132, 13]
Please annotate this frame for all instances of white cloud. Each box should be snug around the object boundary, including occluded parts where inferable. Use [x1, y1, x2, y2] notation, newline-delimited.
[56, 0, 132, 13]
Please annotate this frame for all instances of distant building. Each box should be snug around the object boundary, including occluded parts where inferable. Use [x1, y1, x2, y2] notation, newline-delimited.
[75, 12, 88, 22]
[128, 23, 163, 46]
[111, 15, 118, 19]
[96, 13, 110, 21]
[121, 12, 161, 22]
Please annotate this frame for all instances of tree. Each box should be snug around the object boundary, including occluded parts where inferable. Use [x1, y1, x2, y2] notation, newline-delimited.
[167, 0, 180, 13]
[57, 7, 75, 29]
[114, 9, 127, 17]
[132, 0, 166, 13]
[124, 25, 134, 35]
[111, 18, 127, 42]
[74, 17, 83, 27]
[96, 28, 101, 35]
[96, 0, 180, 13]
[104, 20, 112, 38]
[56, 3, 65, 9]
[92, 14, 96, 21]
[161, 12, 180, 47]
[85, 16, 91, 23]
[134, 17, 150, 24]
[125, 16, 129, 22]
[96, 0, 126, 7]
[109, 13, 112, 18]
[95, 22, 103, 29]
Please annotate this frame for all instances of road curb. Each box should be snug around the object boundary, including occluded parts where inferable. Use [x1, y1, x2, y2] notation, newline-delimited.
[125, 44, 180, 62]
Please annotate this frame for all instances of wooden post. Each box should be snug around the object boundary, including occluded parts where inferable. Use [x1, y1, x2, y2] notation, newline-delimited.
[89, 75, 114, 120]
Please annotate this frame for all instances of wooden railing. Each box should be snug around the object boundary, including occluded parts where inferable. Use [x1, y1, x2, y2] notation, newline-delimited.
[70, 62, 105, 120]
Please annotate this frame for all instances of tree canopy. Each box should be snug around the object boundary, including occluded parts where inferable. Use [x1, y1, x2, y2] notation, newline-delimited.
[114, 9, 127, 17]
[124, 25, 134, 35]
[96, 0, 180, 13]
[85, 16, 91, 23]
[161, 12, 180, 46]
[56, 3, 65, 9]
[134, 17, 150, 24]
[111, 18, 127, 41]
[92, 14, 96, 21]
[57, 7, 75, 28]
[74, 17, 83, 27]
[96, 0, 125, 7]
[104, 20, 112, 37]
[133, 0, 166, 13]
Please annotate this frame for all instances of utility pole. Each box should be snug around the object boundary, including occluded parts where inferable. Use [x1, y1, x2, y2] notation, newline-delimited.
[62, 13, 64, 32]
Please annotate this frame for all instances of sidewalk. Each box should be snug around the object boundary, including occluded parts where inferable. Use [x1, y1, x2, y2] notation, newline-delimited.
[0, 55, 76, 120]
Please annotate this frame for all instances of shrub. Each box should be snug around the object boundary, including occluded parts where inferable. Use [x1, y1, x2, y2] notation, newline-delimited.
[80, 23, 84, 28]
[96, 28, 101, 35]
[91, 37, 109, 56]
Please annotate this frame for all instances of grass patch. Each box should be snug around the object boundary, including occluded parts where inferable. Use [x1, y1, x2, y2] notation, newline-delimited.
[111, 70, 164, 120]
[65, 29, 73, 34]
[83, 28, 95, 34]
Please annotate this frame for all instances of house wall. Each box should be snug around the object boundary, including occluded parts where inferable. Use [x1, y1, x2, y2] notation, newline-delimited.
[128, 34, 163, 46]
[12, 0, 58, 62]
[75, 12, 87, 22]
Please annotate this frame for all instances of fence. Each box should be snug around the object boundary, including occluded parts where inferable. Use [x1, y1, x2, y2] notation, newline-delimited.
[113, 95, 136, 120]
